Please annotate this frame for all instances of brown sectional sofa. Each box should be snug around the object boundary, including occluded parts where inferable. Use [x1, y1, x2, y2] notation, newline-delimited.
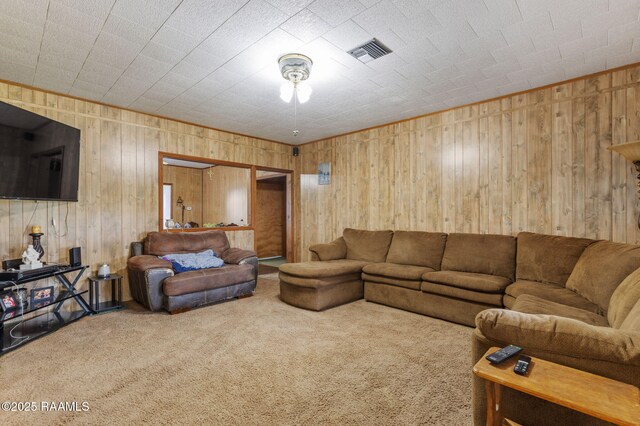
[279, 228, 640, 425]
[367, 232, 517, 326]
[473, 238, 640, 425]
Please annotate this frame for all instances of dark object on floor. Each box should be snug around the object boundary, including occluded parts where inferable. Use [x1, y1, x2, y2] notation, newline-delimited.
[258, 264, 279, 275]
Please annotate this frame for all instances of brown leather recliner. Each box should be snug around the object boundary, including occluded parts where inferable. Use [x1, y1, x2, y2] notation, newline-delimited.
[127, 230, 258, 313]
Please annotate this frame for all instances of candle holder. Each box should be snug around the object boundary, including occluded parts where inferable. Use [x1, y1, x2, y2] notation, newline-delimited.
[29, 232, 45, 260]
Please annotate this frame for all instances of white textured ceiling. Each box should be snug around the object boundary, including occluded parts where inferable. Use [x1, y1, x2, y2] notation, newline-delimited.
[1, 0, 639, 144]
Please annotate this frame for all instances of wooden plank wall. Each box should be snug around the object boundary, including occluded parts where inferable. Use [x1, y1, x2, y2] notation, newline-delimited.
[0, 81, 293, 301]
[296, 66, 640, 261]
[202, 165, 251, 226]
[162, 165, 203, 226]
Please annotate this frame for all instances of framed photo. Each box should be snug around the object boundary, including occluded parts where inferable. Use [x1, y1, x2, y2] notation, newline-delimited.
[0, 291, 18, 312]
[318, 162, 331, 185]
[30, 286, 54, 307]
[0, 310, 16, 321]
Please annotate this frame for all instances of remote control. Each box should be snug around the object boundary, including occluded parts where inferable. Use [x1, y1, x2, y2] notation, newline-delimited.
[486, 345, 523, 364]
[514, 355, 531, 375]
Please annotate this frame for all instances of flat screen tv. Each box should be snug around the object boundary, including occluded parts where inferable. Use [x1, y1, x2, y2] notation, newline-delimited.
[0, 101, 80, 201]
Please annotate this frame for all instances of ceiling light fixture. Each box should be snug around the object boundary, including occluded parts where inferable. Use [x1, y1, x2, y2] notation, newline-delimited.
[278, 53, 313, 104]
[278, 53, 313, 138]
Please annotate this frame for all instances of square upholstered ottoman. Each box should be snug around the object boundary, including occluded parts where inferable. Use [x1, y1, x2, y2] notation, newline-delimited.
[278, 260, 368, 311]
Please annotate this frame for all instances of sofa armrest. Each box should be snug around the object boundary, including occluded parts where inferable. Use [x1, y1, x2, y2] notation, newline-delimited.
[222, 248, 256, 264]
[240, 256, 258, 283]
[475, 309, 640, 366]
[128, 255, 172, 271]
[127, 255, 173, 311]
[309, 237, 347, 261]
[220, 248, 258, 283]
[130, 241, 144, 257]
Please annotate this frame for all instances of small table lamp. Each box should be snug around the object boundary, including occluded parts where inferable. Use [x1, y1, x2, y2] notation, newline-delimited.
[609, 141, 640, 229]
[176, 196, 185, 225]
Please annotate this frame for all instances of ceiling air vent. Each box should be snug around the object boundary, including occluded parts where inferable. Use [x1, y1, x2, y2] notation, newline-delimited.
[347, 38, 392, 63]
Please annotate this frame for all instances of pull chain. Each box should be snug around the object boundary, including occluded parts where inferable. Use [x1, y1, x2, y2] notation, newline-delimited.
[293, 84, 299, 137]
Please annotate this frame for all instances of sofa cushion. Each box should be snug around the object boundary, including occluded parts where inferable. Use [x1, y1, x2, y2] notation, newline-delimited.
[620, 299, 640, 331]
[362, 263, 434, 280]
[566, 241, 640, 314]
[385, 231, 447, 269]
[163, 264, 254, 296]
[504, 280, 599, 313]
[279, 272, 361, 289]
[440, 233, 516, 280]
[423, 271, 511, 293]
[421, 282, 503, 306]
[279, 260, 369, 278]
[516, 232, 594, 286]
[362, 273, 422, 290]
[145, 230, 230, 257]
[608, 266, 640, 328]
[343, 228, 394, 263]
[511, 294, 609, 326]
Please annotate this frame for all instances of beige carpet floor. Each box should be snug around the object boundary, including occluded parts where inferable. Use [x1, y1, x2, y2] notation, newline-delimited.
[0, 277, 473, 426]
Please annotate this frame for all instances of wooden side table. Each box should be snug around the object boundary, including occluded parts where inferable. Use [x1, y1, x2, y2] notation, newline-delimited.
[473, 347, 640, 426]
[88, 274, 123, 314]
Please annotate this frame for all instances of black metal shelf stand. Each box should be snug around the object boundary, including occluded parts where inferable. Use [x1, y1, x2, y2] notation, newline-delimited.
[0, 265, 92, 354]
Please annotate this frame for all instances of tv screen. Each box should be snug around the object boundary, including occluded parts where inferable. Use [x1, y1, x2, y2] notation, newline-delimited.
[0, 101, 80, 201]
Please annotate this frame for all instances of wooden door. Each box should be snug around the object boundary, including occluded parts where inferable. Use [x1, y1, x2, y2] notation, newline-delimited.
[255, 176, 286, 258]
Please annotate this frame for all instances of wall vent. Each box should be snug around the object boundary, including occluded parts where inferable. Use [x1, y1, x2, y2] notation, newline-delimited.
[347, 38, 392, 63]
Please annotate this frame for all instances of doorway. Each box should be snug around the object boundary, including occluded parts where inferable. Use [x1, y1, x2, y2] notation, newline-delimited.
[255, 169, 292, 268]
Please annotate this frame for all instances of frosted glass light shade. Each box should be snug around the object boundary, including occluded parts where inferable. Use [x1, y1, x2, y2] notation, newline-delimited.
[280, 83, 294, 103]
[280, 82, 313, 104]
[296, 82, 312, 104]
[609, 141, 640, 162]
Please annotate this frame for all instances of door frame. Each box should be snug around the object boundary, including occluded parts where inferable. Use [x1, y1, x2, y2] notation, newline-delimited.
[162, 183, 173, 229]
[255, 166, 294, 263]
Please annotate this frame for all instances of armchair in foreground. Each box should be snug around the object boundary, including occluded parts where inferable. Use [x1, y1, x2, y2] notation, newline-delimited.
[127, 230, 257, 314]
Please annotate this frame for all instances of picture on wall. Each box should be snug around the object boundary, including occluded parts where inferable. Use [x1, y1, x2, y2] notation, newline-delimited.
[318, 162, 331, 185]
